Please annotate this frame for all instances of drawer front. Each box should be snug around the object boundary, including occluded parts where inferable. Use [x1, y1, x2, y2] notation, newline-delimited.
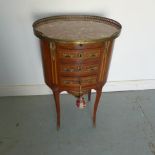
[58, 49, 100, 61]
[60, 76, 97, 87]
[60, 64, 99, 76]
[68, 88, 90, 97]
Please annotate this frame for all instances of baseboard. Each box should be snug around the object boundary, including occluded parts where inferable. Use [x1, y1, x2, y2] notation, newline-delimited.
[0, 80, 155, 97]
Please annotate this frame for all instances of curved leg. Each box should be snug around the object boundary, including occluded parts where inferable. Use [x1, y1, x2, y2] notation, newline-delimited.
[88, 89, 91, 102]
[53, 91, 60, 129]
[93, 90, 102, 127]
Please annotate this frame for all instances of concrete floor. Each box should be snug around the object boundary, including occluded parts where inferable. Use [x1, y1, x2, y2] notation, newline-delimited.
[0, 90, 155, 155]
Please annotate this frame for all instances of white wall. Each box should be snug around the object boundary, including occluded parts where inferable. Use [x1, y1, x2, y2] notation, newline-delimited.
[0, 0, 155, 94]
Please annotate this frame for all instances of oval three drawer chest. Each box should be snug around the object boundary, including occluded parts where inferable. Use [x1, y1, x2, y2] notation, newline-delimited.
[33, 15, 122, 129]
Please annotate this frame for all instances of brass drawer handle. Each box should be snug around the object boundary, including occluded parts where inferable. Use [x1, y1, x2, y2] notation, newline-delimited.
[81, 79, 96, 84]
[77, 66, 81, 71]
[62, 51, 99, 59]
[63, 53, 83, 58]
[78, 53, 82, 58]
[64, 54, 71, 58]
[86, 66, 98, 71]
[64, 68, 70, 72]
[63, 80, 79, 85]
[62, 65, 98, 73]
[63, 66, 82, 72]
[90, 54, 96, 57]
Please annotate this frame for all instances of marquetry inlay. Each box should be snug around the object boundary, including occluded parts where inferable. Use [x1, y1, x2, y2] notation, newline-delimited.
[50, 42, 58, 84]
[99, 41, 111, 82]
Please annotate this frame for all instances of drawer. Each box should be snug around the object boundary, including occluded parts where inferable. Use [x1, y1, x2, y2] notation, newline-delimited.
[60, 76, 97, 87]
[58, 49, 100, 61]
[60, 64, 99, 76]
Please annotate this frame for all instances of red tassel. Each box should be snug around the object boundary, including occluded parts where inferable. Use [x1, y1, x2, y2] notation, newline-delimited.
[76, 97, 86, 109]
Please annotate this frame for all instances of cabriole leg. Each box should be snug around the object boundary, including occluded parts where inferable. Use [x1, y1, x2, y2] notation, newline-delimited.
[93, 90, 102, 127]
[53, 91, 60, 129]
